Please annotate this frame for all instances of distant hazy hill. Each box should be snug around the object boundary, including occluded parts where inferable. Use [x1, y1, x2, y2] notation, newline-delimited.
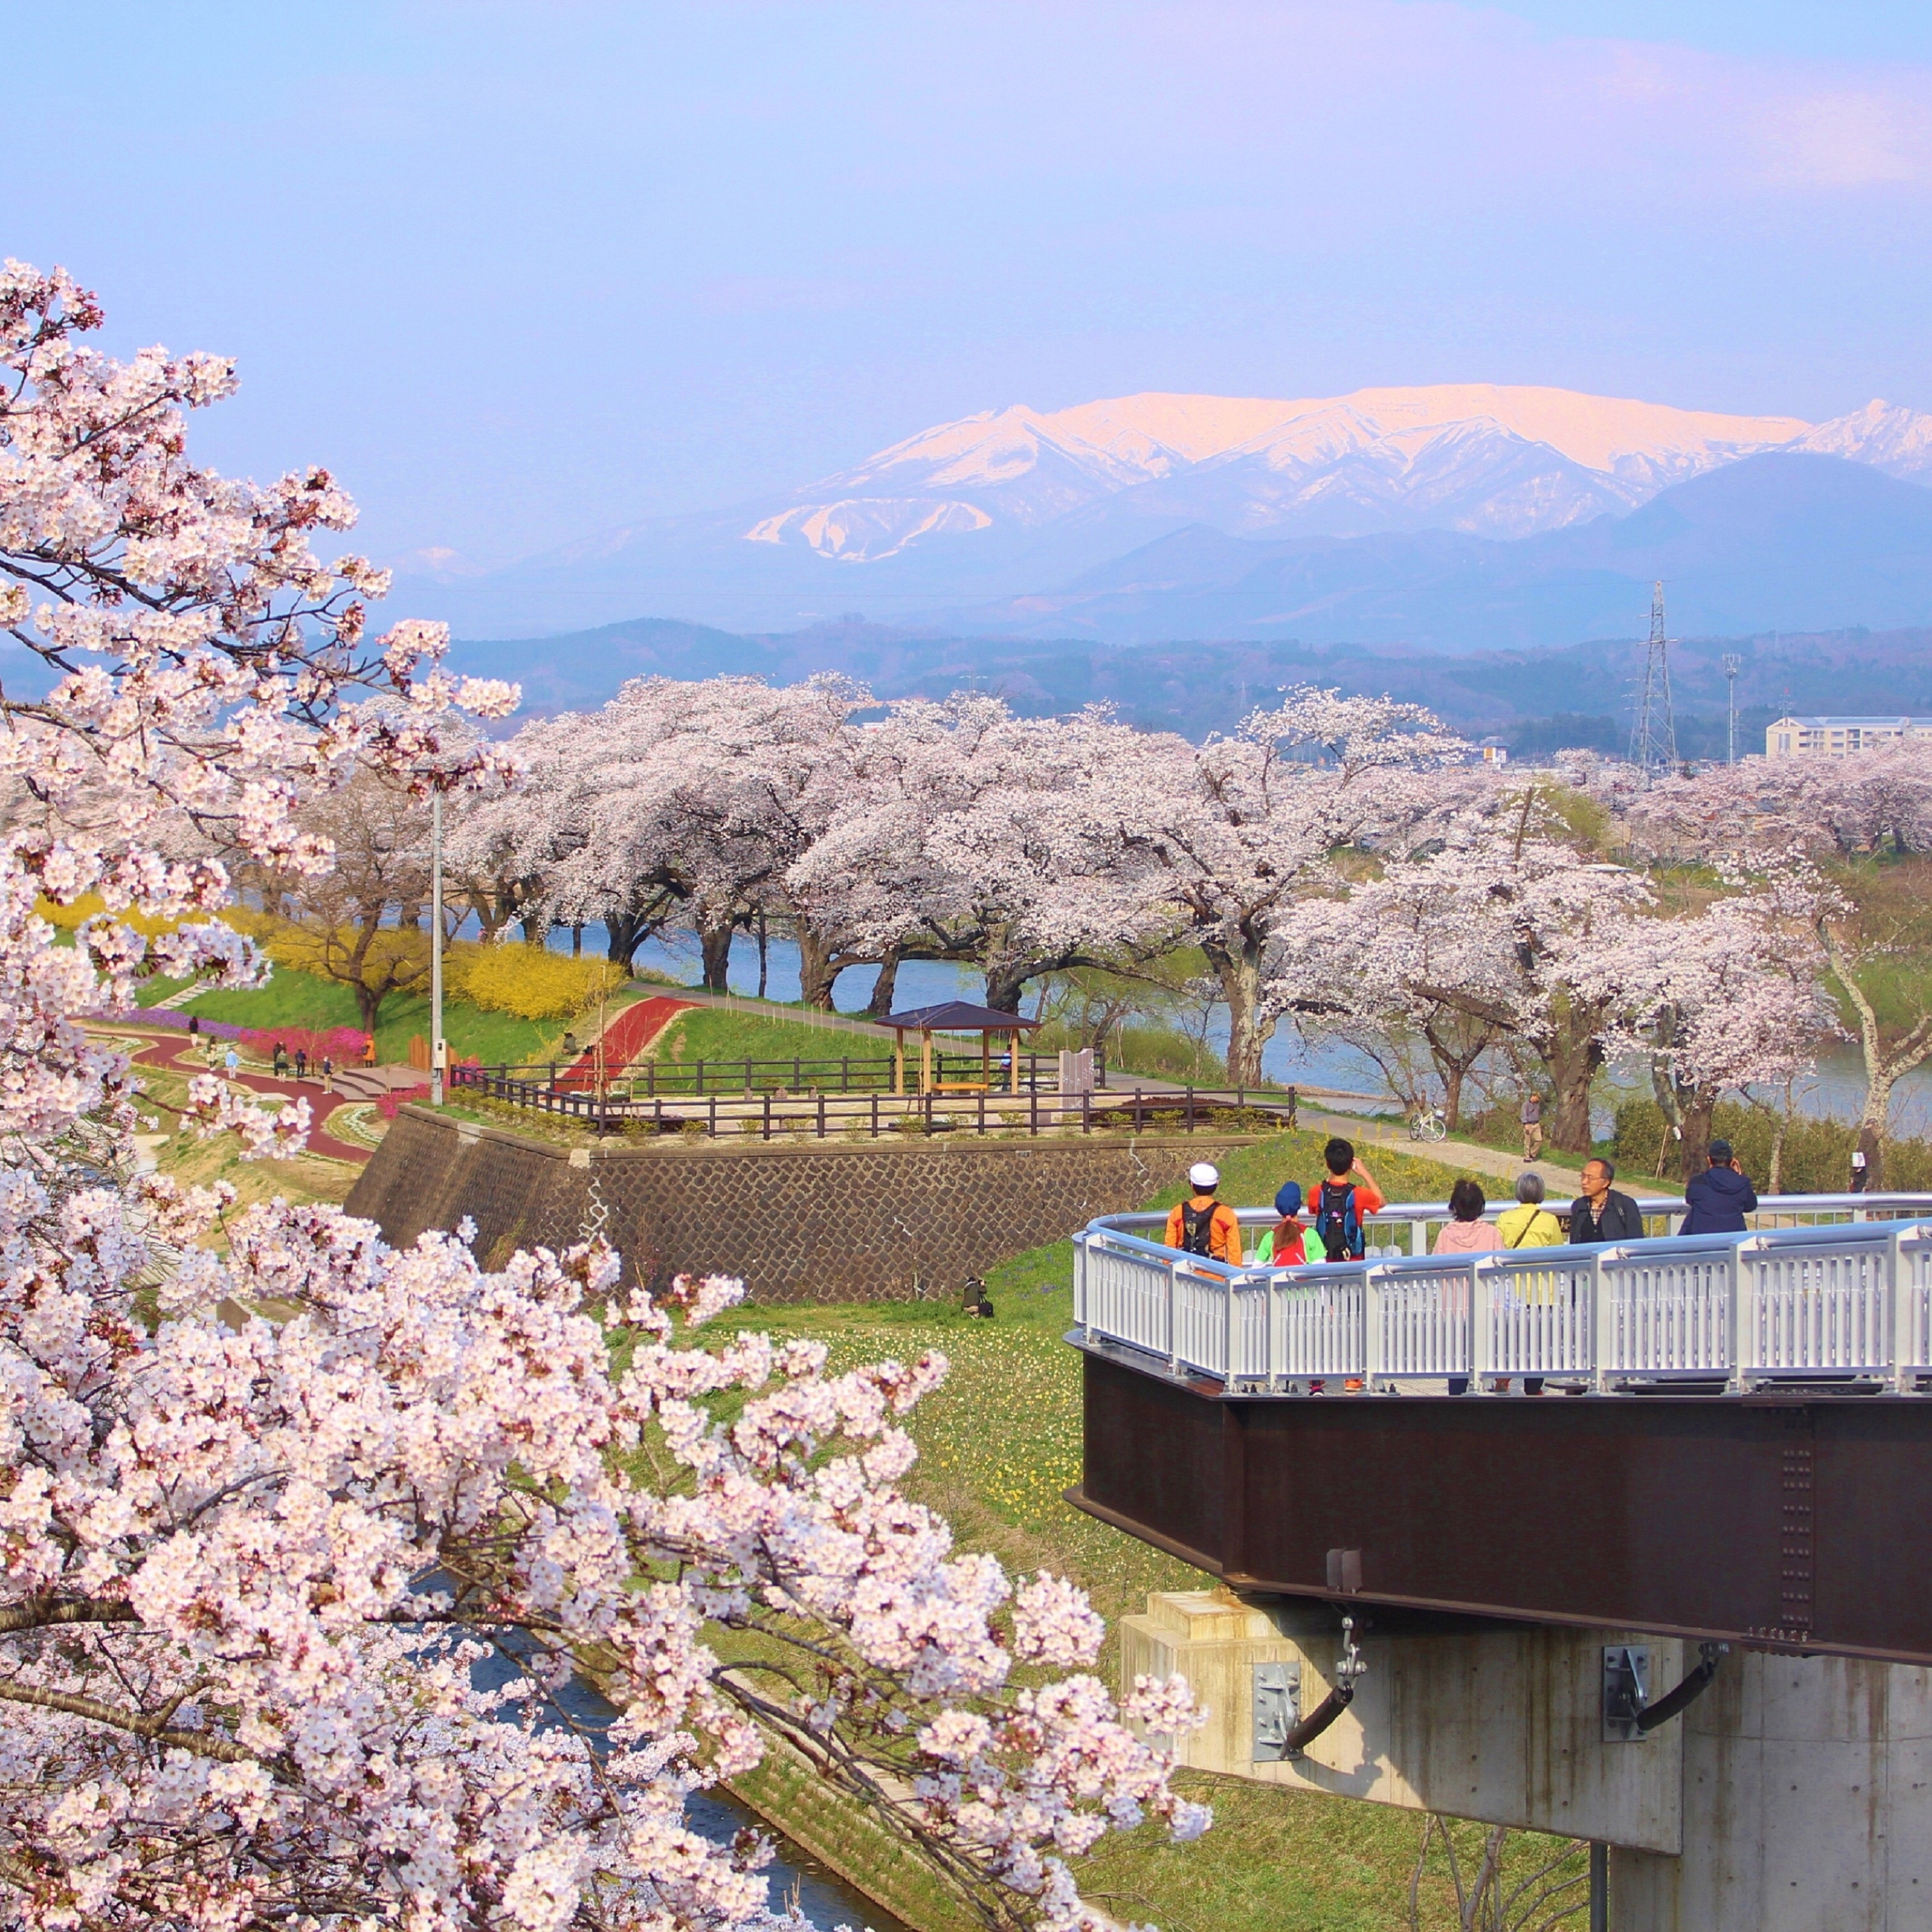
[449, 611, 1932, 752]
[394, 386, 1932, 642]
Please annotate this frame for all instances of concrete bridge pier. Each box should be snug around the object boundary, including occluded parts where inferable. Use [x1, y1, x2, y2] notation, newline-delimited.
[1123, 1591, 1932, 1931]
[1611, 1650, 1932, 1931]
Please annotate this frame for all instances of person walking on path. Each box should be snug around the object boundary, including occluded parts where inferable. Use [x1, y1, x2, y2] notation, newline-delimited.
[1254, 1182, 1315, 1265]
[1682, 1138, 1758, 1235]
[1308, 1138, 1385, 1261]
[272, 1041, 289, 1078]
[321, 1055, 334, 1094]
[1496, 1172, 1563, 1248]
[1568, 1158, 1645, 1244]
[1520, 1090, 1544, 1162]
[1164, 1161, 1243, 1263]
[1434, 1179, 1503, 1254]
[224, 1045, 240, 1078]
[295, 1046, 308, 1082]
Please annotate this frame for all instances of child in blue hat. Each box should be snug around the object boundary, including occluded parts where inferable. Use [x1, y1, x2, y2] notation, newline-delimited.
[1254, 1181, 1315, 1266]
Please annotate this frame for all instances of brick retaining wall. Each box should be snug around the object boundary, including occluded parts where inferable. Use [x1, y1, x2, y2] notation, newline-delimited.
[344, 1107, 1264, 1302]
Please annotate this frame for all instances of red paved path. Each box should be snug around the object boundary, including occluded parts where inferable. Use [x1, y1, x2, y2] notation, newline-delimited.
[556, 995, 695, 1090]
[123, 1029, 372, 1164]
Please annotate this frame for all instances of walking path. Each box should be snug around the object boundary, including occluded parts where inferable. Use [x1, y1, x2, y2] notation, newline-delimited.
[119, 1027, 372, 1165]
[557, 995, 696, 1088]
[1297, 1101, 1584, 1195]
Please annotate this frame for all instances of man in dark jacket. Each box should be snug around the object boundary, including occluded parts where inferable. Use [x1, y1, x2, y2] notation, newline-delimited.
[1681, 1138, 1758, 1235]
[1568, 1157, 1646, 1245]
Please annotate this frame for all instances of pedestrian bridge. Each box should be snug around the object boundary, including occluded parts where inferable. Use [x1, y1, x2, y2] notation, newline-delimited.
[1067, 1193, 1932, 1664]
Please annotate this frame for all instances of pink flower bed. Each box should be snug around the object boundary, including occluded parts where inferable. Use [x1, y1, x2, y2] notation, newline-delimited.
[242, 1025, 370, 1066]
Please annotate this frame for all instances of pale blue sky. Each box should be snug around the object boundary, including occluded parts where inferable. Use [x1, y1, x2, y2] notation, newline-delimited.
[8, 1, 1931, 567]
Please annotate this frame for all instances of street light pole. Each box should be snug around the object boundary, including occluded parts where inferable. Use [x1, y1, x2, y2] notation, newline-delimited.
[1722, 653, 1742, 765]
[431, 789, 445, 1106]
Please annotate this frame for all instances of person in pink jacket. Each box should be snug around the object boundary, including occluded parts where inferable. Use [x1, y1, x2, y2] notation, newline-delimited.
[1434, 1179, 1503, 1253]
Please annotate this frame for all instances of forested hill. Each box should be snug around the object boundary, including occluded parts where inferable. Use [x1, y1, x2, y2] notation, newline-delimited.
[446, 617, 1932, 753]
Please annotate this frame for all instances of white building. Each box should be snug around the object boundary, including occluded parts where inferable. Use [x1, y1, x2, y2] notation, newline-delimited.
[1764, 714, 1932, 758]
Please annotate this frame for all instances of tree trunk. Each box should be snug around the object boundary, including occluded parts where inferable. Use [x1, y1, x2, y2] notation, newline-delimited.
[1538, 1019, 1604, 1155]
[1678, 1092, 1717, 1183]
[1858, 1071, 1894, 1190]
[795, 922, 841, 1012]
[604, 914, 647, 970]
[756, 910, 769, 1001]
[865, 949, 902, 1019]
[1203, 937, 1268, 1089]
[699, 917, 733, 993]
[982, 960, 1030, 1016]
[571, 925, 582, 957]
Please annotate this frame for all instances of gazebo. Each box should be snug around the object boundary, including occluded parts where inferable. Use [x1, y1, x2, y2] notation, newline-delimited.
[879, 1001, 1043, 1096]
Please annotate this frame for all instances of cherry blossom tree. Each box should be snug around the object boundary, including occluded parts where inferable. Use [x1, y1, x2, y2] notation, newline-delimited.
[1585, 874, 1836, 1178]
[0, 264, 1208, 1931]
[793, 696, 1174, 1015]
[1096, 690, 1467, 1087]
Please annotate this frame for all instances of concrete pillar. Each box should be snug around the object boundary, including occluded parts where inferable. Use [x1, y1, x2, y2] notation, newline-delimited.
[1611, 1652, 1932, 1931]
[1125, 1593, 1932, 1931]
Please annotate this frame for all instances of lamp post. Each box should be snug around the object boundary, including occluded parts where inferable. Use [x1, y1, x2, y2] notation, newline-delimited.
[1722, 653, 1742, 765]
[430, 789, 445, 1106]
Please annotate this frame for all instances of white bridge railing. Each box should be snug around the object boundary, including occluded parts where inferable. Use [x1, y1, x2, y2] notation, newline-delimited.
[1072, 1196, 1932, 1393]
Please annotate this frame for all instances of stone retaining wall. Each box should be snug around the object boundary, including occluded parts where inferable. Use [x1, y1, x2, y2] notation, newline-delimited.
[344, 1107, 1264, 1302]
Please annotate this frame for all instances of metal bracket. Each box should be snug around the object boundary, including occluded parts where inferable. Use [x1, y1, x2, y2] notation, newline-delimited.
[1602, 1644, 1650, 1740]
[1252, 1660, 1301, 1760]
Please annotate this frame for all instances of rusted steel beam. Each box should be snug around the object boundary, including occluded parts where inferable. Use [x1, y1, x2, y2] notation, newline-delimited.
[1073, 1346, 1932, 1665]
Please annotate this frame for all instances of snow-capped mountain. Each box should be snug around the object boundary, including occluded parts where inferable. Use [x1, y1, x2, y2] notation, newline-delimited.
[390, 383, 1932, 641]
[742, 384, 1932, 558]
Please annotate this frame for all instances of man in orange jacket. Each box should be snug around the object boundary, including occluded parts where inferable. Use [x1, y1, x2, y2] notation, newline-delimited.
[1164, 1161, 1243, 1263]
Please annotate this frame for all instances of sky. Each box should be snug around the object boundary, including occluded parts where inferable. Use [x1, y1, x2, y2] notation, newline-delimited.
[8, 1, 1932, 569]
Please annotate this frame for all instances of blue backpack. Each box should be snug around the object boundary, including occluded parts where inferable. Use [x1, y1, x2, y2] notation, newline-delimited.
[1314, 1181, 1364, 1261]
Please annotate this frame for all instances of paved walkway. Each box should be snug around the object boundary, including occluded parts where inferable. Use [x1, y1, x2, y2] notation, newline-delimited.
[121, 1028, 371, 1165]
[1298, 1101, 1584, 1195]
[558, 995, 696, 1087]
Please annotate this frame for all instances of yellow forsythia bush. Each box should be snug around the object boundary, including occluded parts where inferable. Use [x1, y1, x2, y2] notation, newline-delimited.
[457, 943, 623, 1020]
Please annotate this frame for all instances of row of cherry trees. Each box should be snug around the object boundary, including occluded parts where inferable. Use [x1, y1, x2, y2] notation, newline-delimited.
[448, 675, 1922, 1167]
[0, 263, 1210, 1931]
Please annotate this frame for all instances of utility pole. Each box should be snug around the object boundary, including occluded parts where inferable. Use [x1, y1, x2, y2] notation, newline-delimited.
[1629, 581, 1678, 781]
[1722, 653, 1742, 764]
[430, 790, 445, 1106]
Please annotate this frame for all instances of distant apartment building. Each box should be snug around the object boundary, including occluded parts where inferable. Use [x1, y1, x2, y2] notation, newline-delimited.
[1765, 715, 1932, 758]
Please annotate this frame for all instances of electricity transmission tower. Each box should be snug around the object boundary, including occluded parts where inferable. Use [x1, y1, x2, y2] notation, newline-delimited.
[1722, 653, 1742, 763]
[1629, 581, 1678, 779]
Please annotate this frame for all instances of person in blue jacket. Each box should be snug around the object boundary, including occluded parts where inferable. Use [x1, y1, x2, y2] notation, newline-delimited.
[1681, 1138, 1758, 1234]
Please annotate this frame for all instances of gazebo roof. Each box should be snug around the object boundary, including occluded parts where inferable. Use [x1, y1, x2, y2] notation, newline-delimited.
[880, 1001, 1043, 1034]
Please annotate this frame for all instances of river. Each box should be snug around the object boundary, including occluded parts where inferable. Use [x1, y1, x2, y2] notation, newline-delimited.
[534, 923, 1929, 1127]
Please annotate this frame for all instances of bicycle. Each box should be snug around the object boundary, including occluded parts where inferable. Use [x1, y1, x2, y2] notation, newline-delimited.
[1407, 1104, 1448, 1142]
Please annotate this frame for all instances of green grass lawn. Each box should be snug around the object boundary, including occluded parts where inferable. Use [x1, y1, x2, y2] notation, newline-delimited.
[156, 965, 609, 1066]
[730, 1128, 1583, 1931]
[648, 1004, 900, 1076]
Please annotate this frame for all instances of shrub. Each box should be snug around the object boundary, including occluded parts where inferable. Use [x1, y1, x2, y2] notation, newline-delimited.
[457, 944, 623, 1020]
[241, 1025, 369, 1066]
[1612, 1098, 1932, 1193]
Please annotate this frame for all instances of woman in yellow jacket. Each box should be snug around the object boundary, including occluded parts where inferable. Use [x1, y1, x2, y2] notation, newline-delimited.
[1494, 1172, 1563, 1248]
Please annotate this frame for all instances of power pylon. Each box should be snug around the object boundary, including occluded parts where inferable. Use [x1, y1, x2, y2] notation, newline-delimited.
[1629, 581, 1678, 779]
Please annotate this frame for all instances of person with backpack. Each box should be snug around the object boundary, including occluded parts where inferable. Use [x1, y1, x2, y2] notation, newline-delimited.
[1163, 1161, 1243, 1264]
[1253, 1182, 1315, 1266]
[1307, 1138, 1385, 1261]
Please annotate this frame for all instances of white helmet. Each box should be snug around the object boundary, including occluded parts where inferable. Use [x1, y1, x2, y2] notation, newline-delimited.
[1188, 1161, 1220, 1192]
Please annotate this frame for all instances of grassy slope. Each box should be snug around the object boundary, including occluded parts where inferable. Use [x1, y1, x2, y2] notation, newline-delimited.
[162, 966, 608, 1066]
[737, 1130, 1583, 1932]
[648, 1005, 900, 1072]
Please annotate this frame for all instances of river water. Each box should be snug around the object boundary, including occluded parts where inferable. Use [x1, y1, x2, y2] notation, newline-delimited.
[535, 923, 1929, 1127]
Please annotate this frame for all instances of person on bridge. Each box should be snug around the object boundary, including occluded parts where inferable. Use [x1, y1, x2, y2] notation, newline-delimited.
[1496, 1172, 1563, 1248]
[1308, 1138, 1384, 1261]
[1433, 1179, 1503, 1253]
[1568, 1158, 1644, 1244]
[1164, 1161, 1243, 1263]
[1682, 1138, 1758, 1235]
[1253, 1181, 1315, 1266]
